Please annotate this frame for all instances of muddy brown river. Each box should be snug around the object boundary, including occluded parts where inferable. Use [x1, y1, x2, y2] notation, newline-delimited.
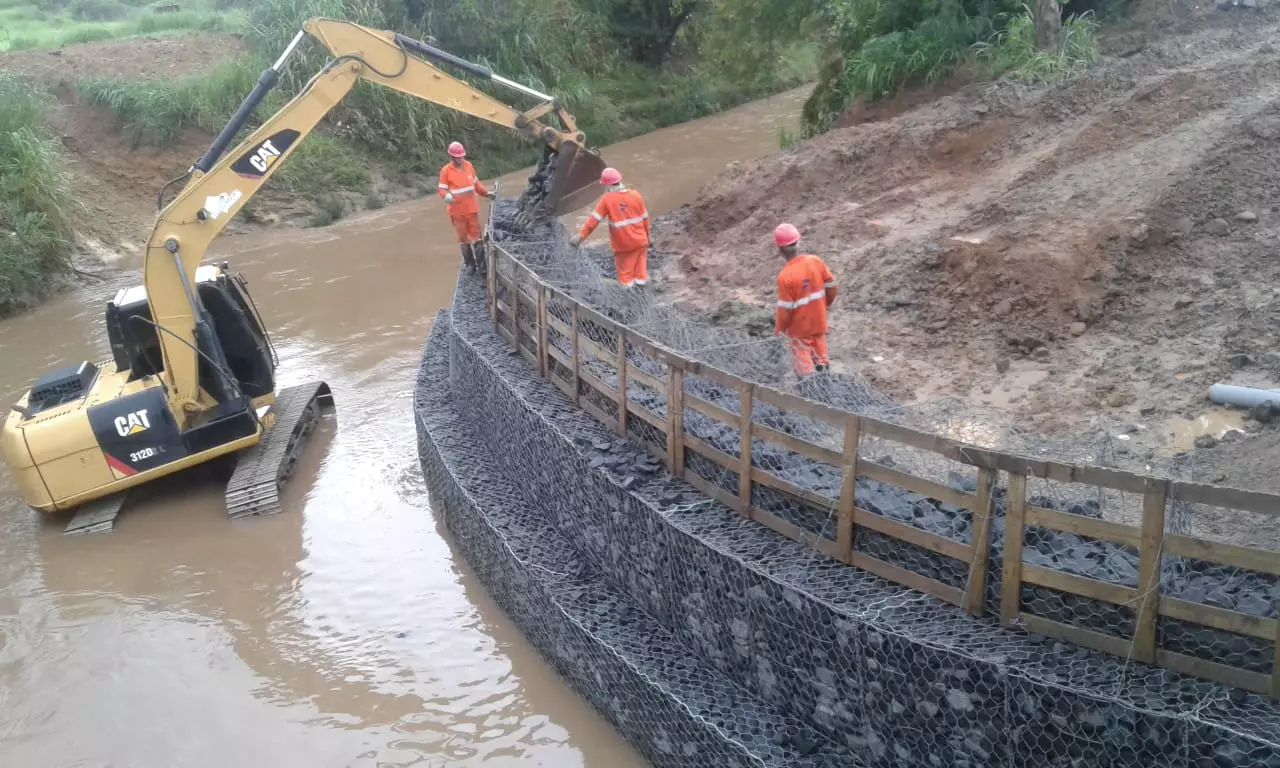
[0, 88, 804, 766]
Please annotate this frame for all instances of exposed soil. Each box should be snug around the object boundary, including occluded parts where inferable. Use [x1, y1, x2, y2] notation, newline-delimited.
[651, 3, 1280, 486]
[0, 33, 433, 268]
[0, 33, 248, 82]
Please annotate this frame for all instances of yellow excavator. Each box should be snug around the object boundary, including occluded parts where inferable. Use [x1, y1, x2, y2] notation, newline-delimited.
[0, 18, 607, 533]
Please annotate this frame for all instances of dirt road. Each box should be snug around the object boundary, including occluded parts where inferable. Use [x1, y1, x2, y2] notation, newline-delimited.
[0, 88, 806, 766]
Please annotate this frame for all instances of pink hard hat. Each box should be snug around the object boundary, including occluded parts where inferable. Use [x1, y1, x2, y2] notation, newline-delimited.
[774, 223, 801, 247]
[448, 141, 466, 158]
[600, 167, 622, 185]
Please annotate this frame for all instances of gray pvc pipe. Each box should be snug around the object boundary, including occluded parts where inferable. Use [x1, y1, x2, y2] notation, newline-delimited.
[1209, 383, 1280, 408]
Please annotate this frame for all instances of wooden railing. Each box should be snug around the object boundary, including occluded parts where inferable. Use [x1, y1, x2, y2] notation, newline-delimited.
[483, 241, 1280, 698]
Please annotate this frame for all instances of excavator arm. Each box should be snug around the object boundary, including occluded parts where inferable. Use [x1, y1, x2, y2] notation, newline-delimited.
[142, 17, 606, 419]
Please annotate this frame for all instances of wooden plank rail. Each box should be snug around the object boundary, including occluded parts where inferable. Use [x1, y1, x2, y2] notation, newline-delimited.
[685, 393, 739, 428]
[1020, 564, 1138, 607]
[753, 423, 843, 466]
[859, 460, 976, 510]
[751, 467, 837, 512]
[579, 369, 619, 404]
[628, 401, 665, 431]
[684, 434, 737, 474]
[481, 243, 1280, 698]
[850, 551, 964, 607]
[578, 335, 615, 367]
[1164, 534, 1280, 576]
[1159, 596, 1276, 640]
[852, 507, 971, 562]
[1024, 505, 1141, 548]
[546, 312, 572, 337]
[627, 365, 665, 393]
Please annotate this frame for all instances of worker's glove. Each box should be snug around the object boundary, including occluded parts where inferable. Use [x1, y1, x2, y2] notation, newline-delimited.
[484, 191, 496, 199]
[569, 235, 582, 247]
[443, 193, 455, 204]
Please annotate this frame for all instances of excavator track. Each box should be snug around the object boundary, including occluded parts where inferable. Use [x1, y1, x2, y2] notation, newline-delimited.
[224, 381, 335, 520]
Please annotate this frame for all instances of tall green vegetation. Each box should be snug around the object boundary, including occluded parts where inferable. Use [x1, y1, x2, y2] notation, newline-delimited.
[706, 0, 1107, 137]
[79, 0, 814, 189]
[0, 74, 76, 316]
[0, 0, 245, 52]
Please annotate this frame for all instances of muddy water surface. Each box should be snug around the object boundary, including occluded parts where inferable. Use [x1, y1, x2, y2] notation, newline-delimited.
[0, 88, 805, 766]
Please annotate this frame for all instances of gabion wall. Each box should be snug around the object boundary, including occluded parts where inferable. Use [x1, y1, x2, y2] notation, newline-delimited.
[417, 275, 1280, 767]
[417, 312, 854, 768]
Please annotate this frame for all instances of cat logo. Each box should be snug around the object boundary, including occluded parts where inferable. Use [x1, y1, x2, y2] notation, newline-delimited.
[249, 141, 281, 173]
[232, 129, 300, 179]
[114, 409, 151, 437]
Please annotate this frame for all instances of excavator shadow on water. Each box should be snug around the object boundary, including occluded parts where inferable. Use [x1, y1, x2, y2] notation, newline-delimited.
[0, 17, 607, 535]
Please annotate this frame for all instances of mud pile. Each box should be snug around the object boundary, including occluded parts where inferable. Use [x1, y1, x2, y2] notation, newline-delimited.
[647, 6, 1280, 483]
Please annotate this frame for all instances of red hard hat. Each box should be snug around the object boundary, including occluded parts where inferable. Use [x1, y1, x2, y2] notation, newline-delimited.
[774, 223, 800, 247]
[600, 167, 622, 185]
[448, 141, 466, 158]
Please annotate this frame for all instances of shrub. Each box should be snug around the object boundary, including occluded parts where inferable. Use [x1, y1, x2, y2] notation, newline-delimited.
[0, 74, 76, 315]
[308, 195, 344, 227]
[973, 7, 1101, 83]
[70, 0, 128, 21]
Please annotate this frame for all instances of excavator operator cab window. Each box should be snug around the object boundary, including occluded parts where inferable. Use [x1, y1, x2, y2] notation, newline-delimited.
[104, 267, 275, 401]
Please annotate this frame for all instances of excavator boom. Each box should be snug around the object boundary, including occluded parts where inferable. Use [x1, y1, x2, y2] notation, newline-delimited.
[1, 19, 602, 523]
[145, 18, 606, 413]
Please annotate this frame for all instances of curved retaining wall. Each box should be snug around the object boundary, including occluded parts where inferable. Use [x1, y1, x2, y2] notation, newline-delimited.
[415, 275, 1280, 767]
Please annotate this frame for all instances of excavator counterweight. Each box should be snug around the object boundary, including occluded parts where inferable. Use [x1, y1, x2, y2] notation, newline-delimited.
[0, 18, 608, 532]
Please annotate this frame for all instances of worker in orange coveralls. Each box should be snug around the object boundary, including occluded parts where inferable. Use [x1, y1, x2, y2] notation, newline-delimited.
[773, 223, 837, 377]
[569, 167, 651, 288]
[438, 141, 494, 273]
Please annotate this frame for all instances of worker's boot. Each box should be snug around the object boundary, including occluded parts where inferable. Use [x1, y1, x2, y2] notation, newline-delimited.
[816, 362, 829, 374]
[471, 240, 486, 274]
[460, 243, 476, 273]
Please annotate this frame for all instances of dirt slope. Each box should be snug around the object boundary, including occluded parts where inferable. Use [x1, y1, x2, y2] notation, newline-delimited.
[1, 34, 252, 260]
[653, 5, 1280, 476]
[0, 33, 433, 267]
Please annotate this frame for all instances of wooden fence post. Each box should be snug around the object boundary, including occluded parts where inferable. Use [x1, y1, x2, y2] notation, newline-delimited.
[536, 286, 548, 377]
[738, 383, 754, 519]
[616, 329, 628, 436]
[510, 271, 520, 340]
[1000, 472, 1028, 627]
[1273, 610, 1280, 700]
[1133, 477, 1169, 664]
[836, 414, 861, 565]
[666, 365, 684, 475]
[963, 467, 998, 616]
[488, 247, 498, 333]
[570, 305, 581, 407]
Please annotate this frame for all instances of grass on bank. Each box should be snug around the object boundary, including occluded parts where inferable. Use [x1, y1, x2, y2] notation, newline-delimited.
[0, 73, 76, 316]
[0, 1, 245, 52]
[77, 0, 816, 220]
[804, 6, 1102, 135]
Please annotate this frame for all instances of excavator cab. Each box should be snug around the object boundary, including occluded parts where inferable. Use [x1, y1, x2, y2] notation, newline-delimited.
[104, 265, 276, 400]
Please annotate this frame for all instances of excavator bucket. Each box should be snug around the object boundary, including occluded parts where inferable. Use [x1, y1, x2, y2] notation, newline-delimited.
[547, 142, 607, 215]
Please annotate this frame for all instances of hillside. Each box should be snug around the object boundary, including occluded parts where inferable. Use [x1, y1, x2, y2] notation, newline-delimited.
[651, 3, 1280, 480]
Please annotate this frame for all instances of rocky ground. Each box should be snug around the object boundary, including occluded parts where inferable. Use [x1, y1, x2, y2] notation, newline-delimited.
[648, 2, 1280, 488]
